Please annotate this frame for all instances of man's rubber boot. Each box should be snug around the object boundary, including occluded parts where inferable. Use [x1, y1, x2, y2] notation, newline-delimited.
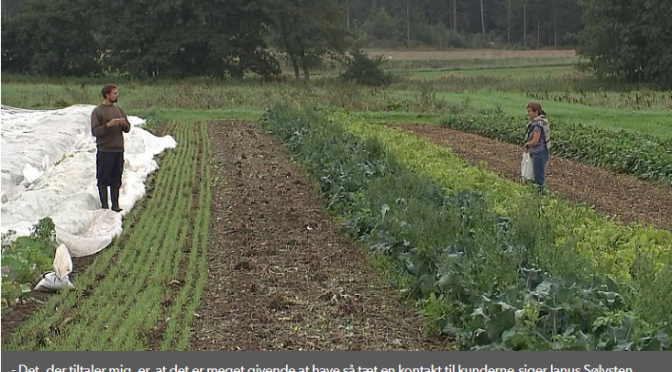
[98, 185, 109, 209]
[111, 186, 123, 213]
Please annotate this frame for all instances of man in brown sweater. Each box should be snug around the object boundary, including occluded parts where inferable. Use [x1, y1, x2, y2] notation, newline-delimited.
[91, 84, 131, 212]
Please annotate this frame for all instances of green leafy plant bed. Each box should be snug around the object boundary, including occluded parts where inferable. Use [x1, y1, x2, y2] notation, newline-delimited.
[1, 218, 58, 309]
[263, 104, 672, 350]
[439, 113, 672, 187]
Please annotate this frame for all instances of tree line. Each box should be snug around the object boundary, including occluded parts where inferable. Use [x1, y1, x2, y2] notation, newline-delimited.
[2, 0, 671, 86]
[578, 0, 672, 86]
[1, 0, 346, 81]
[341, 0, 583, 49]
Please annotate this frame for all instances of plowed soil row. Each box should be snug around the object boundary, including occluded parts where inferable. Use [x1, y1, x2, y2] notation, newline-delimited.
[188, 121, 443, 350]
[397, 124, 672, 231]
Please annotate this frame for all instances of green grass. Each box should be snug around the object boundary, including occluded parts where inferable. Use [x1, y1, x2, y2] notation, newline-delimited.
[390, 90, 672, 139]
[527, 90, 672, 110]
[3, 77, 672, 139]
[3, 79, 670, 139]
[0, 81, 295, 111]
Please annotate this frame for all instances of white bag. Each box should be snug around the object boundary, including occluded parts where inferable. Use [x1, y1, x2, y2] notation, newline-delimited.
[53, 243, 73, 280]
[34, 272, 75, 293]
[34, 243, 75, 292]
[521, 152, 534, 181]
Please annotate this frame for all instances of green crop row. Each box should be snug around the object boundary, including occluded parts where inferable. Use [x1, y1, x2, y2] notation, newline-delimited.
[262, 103, 672, 351]
[439, 113, 672, 186]
[4, 121, 211, 350]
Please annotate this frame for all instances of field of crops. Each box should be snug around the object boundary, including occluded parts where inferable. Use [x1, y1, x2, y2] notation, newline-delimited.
[2, 50, 671, 350]
[261, 104, 672, 350]
[3, 121, 211, 350]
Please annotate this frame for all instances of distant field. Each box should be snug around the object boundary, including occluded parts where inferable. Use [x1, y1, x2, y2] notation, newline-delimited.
[402, 65, 580, 80]
[309, 49, 580, 76]
[360, 49, 580, 73]
[364, 49, 576, 60]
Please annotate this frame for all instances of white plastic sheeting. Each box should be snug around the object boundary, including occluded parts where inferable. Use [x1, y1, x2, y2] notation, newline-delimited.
[1, 104, 176, 257]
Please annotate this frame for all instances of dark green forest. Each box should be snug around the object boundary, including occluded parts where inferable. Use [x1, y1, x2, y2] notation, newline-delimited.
[2, 0, 672, 86]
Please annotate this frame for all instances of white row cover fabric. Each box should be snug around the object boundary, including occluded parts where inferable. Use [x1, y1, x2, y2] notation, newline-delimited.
[1, 104, 176, 257]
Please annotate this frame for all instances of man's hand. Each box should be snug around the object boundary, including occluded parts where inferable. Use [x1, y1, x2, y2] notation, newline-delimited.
[107, 118, 127, 127]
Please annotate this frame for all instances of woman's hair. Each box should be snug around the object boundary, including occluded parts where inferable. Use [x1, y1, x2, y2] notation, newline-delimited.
[527, 101, 546, 116]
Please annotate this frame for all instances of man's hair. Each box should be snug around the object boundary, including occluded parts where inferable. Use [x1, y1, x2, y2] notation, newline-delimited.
[102, 84, 117, 98]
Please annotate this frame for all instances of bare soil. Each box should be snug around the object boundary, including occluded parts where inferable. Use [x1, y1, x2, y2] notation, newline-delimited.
[397, 124, 672, 231]
[187, 121, 444, 350]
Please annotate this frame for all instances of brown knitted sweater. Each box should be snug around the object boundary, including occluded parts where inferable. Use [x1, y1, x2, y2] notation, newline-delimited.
[91, 103, 131, 152]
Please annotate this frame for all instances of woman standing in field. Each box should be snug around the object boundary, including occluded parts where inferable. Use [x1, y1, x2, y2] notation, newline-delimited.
[524, 101, 551, 196]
